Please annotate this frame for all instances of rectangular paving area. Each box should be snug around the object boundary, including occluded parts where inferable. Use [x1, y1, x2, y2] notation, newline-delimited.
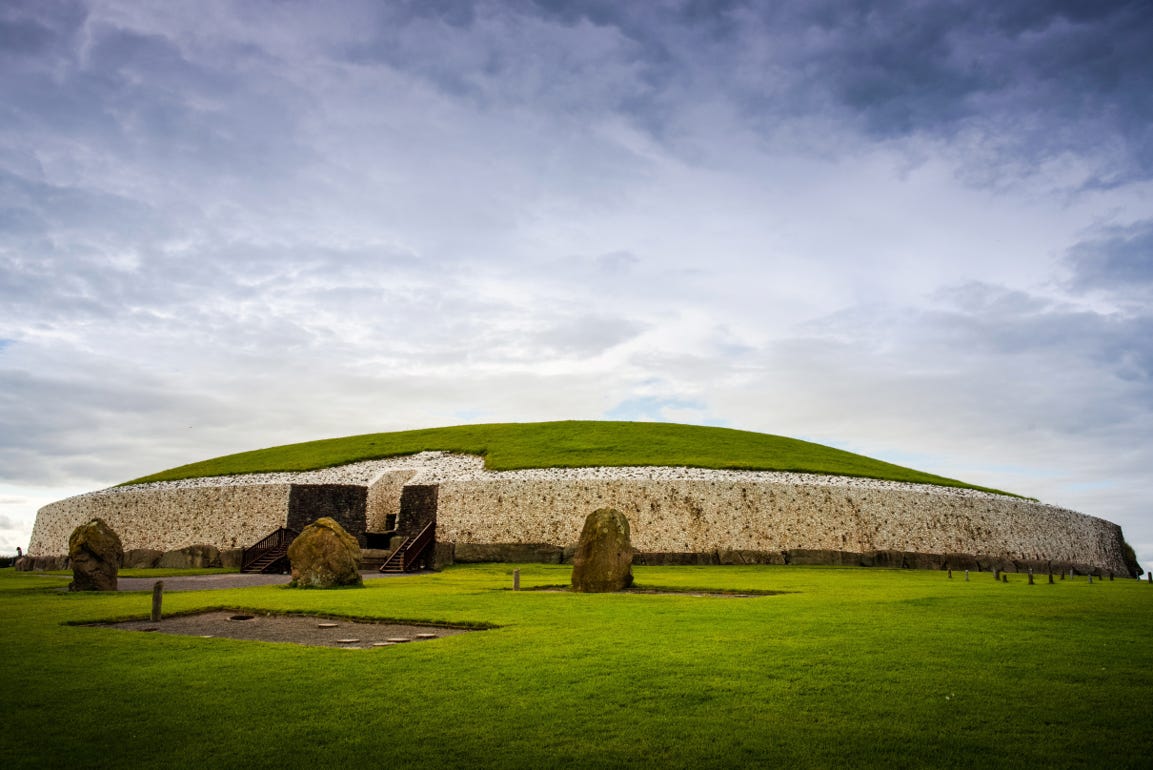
[100, 611, 475, 649]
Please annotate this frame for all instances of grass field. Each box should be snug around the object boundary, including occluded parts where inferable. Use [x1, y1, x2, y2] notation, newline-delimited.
[3, 564, 1150, 768]
[125, 421, 1012, 495]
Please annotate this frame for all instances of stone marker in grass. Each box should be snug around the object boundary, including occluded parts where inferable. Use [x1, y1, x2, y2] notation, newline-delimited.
[68, 517, 123, 592]
[571, 508, 634, 593]
[151, 581, 163, 621]
[287, 517, 363, 588]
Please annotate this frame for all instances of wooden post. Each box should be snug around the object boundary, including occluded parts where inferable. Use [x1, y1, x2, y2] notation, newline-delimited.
[513, 569, 520, 591]
[1028, 569, 1034, 585]
[151, 580, 164, 622]
[1048, 572, 1054, 584]
[994, 568, 1000, 581]
[1001, 573, 1008, 583]
[947, 568, 952, 579]
[1088, 574, 1093, 584]
[964, 570, 969, 582]
[1147, 572, 1151, 584]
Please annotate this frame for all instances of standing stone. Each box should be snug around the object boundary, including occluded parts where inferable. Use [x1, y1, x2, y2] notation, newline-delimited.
[68, 518, 123, 592]
[571, 508, 633, 593]
[286, 517, 363, 588]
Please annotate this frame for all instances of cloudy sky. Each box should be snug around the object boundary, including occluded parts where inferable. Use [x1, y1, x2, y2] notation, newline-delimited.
[2, 0, 1151, 564]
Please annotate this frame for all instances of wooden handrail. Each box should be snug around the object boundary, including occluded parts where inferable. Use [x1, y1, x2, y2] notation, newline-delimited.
[378, 521, 436, 572]
[241, 527, 299, 572]
[402, 521, 436, 571]
[378, 537, 409, 572]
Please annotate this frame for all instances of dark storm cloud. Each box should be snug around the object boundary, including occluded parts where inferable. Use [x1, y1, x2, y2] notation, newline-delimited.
[439, 0, 1153, 182]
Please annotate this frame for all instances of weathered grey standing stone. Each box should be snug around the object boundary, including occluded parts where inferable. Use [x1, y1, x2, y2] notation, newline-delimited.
[68, 518, 123, 591]
[571, 508, 633, 593]
[287, 517, 363, 588]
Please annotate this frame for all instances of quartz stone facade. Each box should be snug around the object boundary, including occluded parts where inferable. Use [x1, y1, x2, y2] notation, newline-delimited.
[27, 453, 1135, 575]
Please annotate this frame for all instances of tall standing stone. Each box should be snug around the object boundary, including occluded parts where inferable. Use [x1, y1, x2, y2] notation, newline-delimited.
[287, 517, 363, 588]
[571, 508, 633, 593]
[68, 518, 123, 592]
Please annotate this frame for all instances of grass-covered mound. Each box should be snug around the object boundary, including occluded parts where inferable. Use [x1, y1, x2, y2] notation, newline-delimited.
[126, 421, 1009, 495]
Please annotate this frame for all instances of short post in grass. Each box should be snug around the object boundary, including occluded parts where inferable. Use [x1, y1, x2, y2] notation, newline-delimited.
[513, 569, 520, 591]
[964, 569, 969, 582]
[1088, 574, 1093, 584]
[1048, 570, 1054, 584]
[948, 568, 952, 579]
[1147, 572, 1151, 584]
[1109, 572, 1114, 582]
[1001, 573, 1008, 583]
[1028, 569, 1034, 585]
[151, 580, 164, 622]
[994, 568, 1000, 581]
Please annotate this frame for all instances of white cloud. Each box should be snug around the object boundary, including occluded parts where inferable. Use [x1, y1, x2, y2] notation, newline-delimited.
[1, 0, 1150, 568]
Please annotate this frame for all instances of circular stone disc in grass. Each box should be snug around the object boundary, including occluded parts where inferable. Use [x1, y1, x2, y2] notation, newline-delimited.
[336, 638, 361, 644]
[387, 637, 411, 643]
[371, 641, 395, 647]
[415, 633, 437, 639]
[317, 622, 339, 628]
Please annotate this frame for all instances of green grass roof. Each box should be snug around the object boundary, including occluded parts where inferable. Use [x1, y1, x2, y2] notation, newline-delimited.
[124, 420, 1012, 495]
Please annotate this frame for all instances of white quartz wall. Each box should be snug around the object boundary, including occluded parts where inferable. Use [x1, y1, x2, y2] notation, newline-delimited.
[27, 452, 1131, 574]
[366, 470, 417, 531]
[29, 484, 291, 554]
[434, 478, 1129, 573]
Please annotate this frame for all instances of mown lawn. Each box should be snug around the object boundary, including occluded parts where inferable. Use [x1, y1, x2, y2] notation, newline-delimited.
[2, 564, 1150, 769]
[124, 420, 1011, 494]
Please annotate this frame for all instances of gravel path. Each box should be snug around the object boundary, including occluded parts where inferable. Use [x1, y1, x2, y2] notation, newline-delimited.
[116, 571, 402, 592]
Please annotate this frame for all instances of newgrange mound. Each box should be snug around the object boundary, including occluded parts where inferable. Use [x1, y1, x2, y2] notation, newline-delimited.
[27, 421, 1141, 577]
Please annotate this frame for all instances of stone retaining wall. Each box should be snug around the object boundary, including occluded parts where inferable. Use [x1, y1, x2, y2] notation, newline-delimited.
[27, 455, 1135, 575]
[29, 484, 290, 554]
[434, 478, 1130, 575]
[366, 470, 416, 531]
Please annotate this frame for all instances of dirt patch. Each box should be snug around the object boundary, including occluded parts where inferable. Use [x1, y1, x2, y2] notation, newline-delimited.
[94, 610, 478, 649]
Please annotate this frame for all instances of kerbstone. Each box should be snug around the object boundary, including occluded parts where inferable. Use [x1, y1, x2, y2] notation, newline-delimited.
[157, 544, 222, 569]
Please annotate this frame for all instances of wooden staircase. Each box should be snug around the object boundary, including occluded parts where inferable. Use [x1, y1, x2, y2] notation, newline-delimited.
[379, 521, 435, 573]
[241, 527, 299, 574]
